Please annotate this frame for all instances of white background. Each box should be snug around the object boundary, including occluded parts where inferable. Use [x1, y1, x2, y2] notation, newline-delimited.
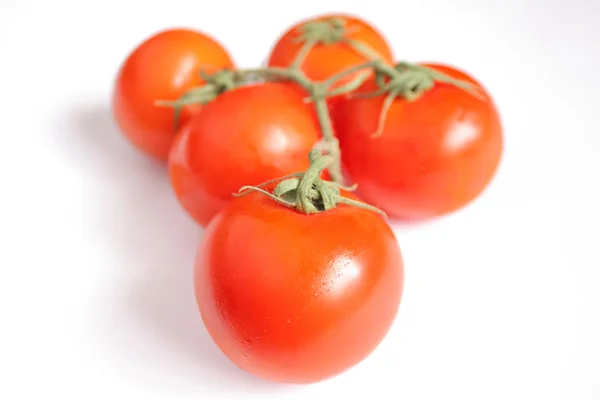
[1, 0, 599, 398]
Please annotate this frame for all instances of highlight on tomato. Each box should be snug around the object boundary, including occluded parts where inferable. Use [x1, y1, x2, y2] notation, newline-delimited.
[194, 157, 404, 383]
[168, 81, 321, 226]
[113, 28, 235, 161]
[267, 14, 394, 89]
[332, 62, 503, 220]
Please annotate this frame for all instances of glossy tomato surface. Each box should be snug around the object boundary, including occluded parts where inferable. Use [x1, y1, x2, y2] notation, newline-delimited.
[113, 28, 234, 160]
[168, 82, 321, 226]
[267, 14, 393, 86]
[194, 189, 404, 383]
[333, 63, 503, 220]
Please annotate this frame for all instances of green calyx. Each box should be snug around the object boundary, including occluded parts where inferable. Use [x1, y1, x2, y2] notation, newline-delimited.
[292, 17, 388, 70]
[387, 62, 483, 101]
[295, 17, 347, 45]
[359, 61, 485, 137]
[289, 17, 348, 70]
[235, 150, 386, 217]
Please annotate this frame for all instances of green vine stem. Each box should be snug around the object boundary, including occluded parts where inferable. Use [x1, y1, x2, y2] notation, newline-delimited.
[156, 64, 369, 183]
[235, 149, 386, 217]
[155, 69, 239, 130]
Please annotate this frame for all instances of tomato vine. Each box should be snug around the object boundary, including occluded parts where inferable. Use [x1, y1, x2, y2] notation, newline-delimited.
[158, 16, 478, 216]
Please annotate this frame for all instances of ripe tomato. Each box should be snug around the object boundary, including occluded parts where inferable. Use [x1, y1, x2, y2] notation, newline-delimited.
[194, 187, 404, 383]
[333, 63, 503, 220]
[113, 28, 234, 161]
[168, 82, 321, 226]
[267, 14, 394, 86]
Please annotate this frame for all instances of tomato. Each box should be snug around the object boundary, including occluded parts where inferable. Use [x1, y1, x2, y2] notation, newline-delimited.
[113, 28, 235, 161]
[194, 186, 404, 383]
[267, 14, 394, 86]
[333, 63, 503, 220]
[168, 82, 321, 226]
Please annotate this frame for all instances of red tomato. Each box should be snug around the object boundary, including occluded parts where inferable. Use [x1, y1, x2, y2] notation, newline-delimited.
[168, 82, 321, 226]
[113, 28, 235, 161]
[333, 63, 503, 220]
[194, 187, 404, 383]
[267, 14, 394, 86]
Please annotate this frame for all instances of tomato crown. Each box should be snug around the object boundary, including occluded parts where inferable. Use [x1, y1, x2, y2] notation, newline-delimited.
[236, 149, 386, 217]
[351, 61, 486, 138]
[294, 17, 348, 45]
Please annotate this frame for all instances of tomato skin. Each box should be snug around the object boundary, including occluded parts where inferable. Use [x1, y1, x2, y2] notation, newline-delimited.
[168, 121, 228, 226]
[113, 28, 235, 161]
[333, 63, 503, 220]
[168, 82, 321, 227]
[194, 189, 404, 383]
[267, 14, 394, 86]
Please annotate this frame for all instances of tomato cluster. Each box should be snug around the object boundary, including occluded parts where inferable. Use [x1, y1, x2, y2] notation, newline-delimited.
[112, 13, 502, 384]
